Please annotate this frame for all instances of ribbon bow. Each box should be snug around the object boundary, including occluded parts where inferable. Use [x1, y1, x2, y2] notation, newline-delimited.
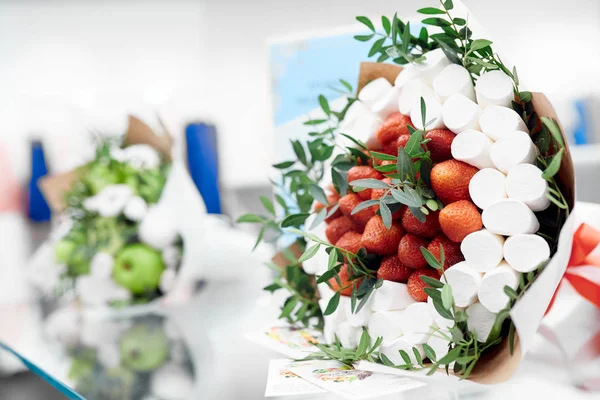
[547, 223, 600, 312]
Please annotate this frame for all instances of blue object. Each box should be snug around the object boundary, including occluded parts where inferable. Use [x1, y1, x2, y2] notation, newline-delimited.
[0, 342, 86, 399]
[186, 123, 222, 214]
[28, 140, 51, 222]
[573, 99, 588, 145]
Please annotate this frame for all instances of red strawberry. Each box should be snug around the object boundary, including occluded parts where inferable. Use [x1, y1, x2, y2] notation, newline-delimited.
[335, 231, 363, 254]
[400, 208, 441, 239]
[427, 234, 464, 271]
[361, 216, 404, 255]
[396, 134, 410, 149]
[370, 178, 393, 200]
[424, 129, 455, 162]
[407, 268, 440, 302]
[329, 264, 362, 296]
[430, 160, 478, 205]
[325, 216, 354, 244]
[376, 112, 413, 146]
[338, 193, 375, 232]
[366, 134, 383, 151]
[377, 255, 413, 283]
[439, 200, 482, 242]
[348, 166, 383, 200]
[397, 233, 430, 269]
[314, 194, 342, 223]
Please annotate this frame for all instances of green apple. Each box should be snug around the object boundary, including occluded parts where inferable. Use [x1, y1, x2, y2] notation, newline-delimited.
[112, 244, 165, 294]
[119, 325, 169, 372]
[54, 239, 76, 264]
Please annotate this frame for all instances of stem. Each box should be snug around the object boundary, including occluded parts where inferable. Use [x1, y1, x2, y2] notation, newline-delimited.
[440, 0, 467, 58]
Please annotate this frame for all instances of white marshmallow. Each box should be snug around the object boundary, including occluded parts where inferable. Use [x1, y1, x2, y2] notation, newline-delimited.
[506, 164, 551, 212]
[490, 130, 537, 173]
[337, 321, 361, 348]
[371, 281, 416, 312]
[139, 205, 179, 249]
[478, 261, 520, 313]
[442, 262, 482, 308]
[450, 129, 494, 169]
[398, 78, 435, 116]
[399, 303, 435, 344]
[358, 77, 393, 108]
[460, 230, 504, 272]
[475, 70, 514, 109]
[368, 310, 404, 344]
[442, 94, 481, 133]
[466, 302, 497, 342]
[433, 64, 476, 103]
[504, 234, 551, 273]
[482, 199, 540, 235]
[323, 316, 336, 344]
[339, 101, 383, 145]
[410, 94, 445, 130]
[426, 329, 451, 360]
[380, 337, 425, 366]
[394, 64, 419, 88]
[124, 195, 148, 222]
[427, 297, 454, 330]
[346, 297, 374, 327]
[468, 168, 507, 210]
[479, 106, 528, 141]
[371, 86, 402, 119]
[415, 48, 451, 85]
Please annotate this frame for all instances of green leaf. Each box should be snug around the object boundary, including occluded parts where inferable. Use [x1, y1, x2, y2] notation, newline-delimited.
[281, 213, 310, 228]
[303, 119, 328, 126]
[351, 199, 379, 215]
[331, 169, 347, 197]
[299, 244, 320, 263]
[422, 343, 437, 361]
[272, 160, 295, 169]
[453, 17, 466, 26]
[413, 347, 424, 367]
[509, 322, 516, 355]
[417, 7, 445, 15]
[396, 147, 414, 182]
[409, 206, 426, 223]
[263, 283, 281, 293]
[519, 91, 532, 102]
[370, 151, 397, 161]
[354, 34, 375, 42]
[280, 296, 299, 318]
[356, 330, 371, 357]
[327, 248, 338, 270]
[422, 277, 444, 289]
[339, 133, 367, 149]
[541, 117, 565, 148]
[437, 346, 461, 366]
[421, 246, 442, 270]
[349, 179, 390, 189]
[324, 292, 341, 316]
[422, 17, 451, 27]
[381, 16, 391, 34]
[503, 285, 519, 300]
[443, 0, 454, 10]
[380, 353, 395, 367]
[468, 39, 493, 55]
[432, 295, 454, 320]
[339, 79, 353, 92]
[260, 196, 275, 215]
[401, 21, 411, 54]
[325, 204, 340, 219]
[441, 284, 453, 310]
[399, 350, 412, 366]
[356, 16, 375, 31]
[390, 188, 421, 208]
[404, 129, 423, 157]
[433, 37, 461, 65]
[291, 140, 308, 166]
[319, 95, 331, 116]
[380, 201, 392, 229]
[368, 37, 386, 58]
[309, 183, 329, 205]
[236, 213, 267, 223]
[317, 266, 341, 284]
[542, 148, 564, 180]
[391, 12, 399, 45]
[454, 310, 467, 323]
[310, 207, 328, 230]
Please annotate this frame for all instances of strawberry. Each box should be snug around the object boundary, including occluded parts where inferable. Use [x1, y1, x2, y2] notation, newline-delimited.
[407, 268, 440, 302]
[425, 129, 455, 162]
[430, 160, 479, 205]
[338, 193, 375, 232]
[439, 200, 483, 242]
[377, 255, 413, 283]
[396, 134, 410, 149]
[427, 234, 464, 271]
[356, 149, 373, 166]
[325, 216, 354, 244]
[314, 194, 342, 222]
[348, 166, 383, 200]
[366, 134, 383, 151]
[361, 216, 404, 255]
[397, 233, 430, 269]
[400, 208, 441, 239]
[335, 231, 363, 254]
[376, 112, 413, 146]
[329, 264, 362, 296]
[370, 178, 393, 200]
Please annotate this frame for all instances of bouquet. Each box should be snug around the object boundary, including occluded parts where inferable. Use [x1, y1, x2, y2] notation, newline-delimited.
[30, 116, 190, 308]
[241, 0, 575, 384]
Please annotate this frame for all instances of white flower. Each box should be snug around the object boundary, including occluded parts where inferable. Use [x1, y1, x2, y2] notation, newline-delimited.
[122, 144, 161, 170]
[97, 343, 121, 369]
[90, 253, 114, 280]
[110, 146, 126, 162]
[139, 205, 178, 249]
[83, 185, 133, 217]
[162, 246, 180, 269]
[124, 196, 148, 222]
[159, 269, 177, 293]
[150, 363, 194, 400]
[44, 305, 81, 345]
[76, 275, 131, 307]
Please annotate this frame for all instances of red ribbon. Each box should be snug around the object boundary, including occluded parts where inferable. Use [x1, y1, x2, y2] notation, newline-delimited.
[546, 223, 600, 314]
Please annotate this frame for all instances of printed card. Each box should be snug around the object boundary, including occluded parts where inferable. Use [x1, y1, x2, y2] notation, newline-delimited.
[245, 324, 323, 359]
[265, 359, 328, 397]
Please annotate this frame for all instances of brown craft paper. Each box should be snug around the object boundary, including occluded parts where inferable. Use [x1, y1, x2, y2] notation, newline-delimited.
[39, 115, 173, 212]
[356, 62, 575, 384]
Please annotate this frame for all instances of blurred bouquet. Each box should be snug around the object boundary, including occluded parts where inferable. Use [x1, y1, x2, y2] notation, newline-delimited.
[29, 116, 201, 308]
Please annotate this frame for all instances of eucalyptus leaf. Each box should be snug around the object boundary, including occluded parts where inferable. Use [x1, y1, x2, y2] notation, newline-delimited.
[409, 206, 426, 223]
[441, 284, 453, 310]
[319, 95, 331, 116]
[354, 34, 375, 42]
[422, 343, 437, 361]
[237, 214, 267, 223]
[542, 148, 564, 180]
[272, 160, 295, 169]
[349, 178, 391, 189]
[404, 129, 423, 157]
[310, 207, 328, 230]
[381, 16, 391, 34]
[299, 244, 320, 263]
[399, 350, 412, 366]
[356, 16, 375, 31]
[309, 183, 329, 205]
[380, 201, 392, 229]
[391, 188, 422, 208]
[396, 147, 414, 181]
[417, 7, 445, 15]
[324, 292, 341, 315]
[260, 196, 275, 215]
[352, 200, 380, 215]
[281, 213, 310, 228]
[332, 168, 348, 196]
